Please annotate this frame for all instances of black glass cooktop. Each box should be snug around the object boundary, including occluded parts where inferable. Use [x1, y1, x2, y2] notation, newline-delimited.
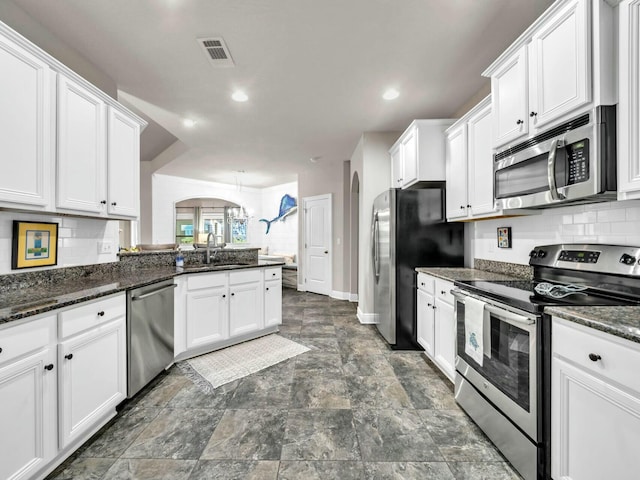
[453, 279, 640, 314]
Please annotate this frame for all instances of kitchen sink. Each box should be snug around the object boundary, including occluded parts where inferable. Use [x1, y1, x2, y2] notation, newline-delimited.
[181, 263, 250, 272]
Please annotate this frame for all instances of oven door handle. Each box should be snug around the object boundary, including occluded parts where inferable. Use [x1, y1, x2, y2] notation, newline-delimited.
[484, 304, 535, 325]
[547, 138, 566, 201]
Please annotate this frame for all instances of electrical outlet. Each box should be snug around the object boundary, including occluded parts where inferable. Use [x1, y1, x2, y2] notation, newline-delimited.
[98, 241, 113, 254]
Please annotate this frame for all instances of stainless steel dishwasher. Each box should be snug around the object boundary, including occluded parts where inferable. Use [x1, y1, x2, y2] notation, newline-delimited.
[127, 279, 176, 398]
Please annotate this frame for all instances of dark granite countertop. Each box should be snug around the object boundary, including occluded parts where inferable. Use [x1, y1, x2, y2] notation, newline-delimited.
[0, 261, 283, 325]
[547, 306, 640, 345]
[415, 267, 520, 283]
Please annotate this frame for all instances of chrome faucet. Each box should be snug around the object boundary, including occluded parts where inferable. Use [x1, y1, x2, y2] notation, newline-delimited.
[206, 232, 217, 264]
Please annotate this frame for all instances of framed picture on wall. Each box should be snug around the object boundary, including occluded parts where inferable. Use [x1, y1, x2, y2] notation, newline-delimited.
[11, 221, 59, 269]
[497, 226, 512, 249]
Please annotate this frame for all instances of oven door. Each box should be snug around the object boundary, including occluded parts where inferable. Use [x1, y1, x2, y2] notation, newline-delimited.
[453, 290, 538, 441]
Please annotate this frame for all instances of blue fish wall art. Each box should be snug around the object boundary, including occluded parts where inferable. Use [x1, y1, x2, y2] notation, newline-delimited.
[260, 194, 297, 234]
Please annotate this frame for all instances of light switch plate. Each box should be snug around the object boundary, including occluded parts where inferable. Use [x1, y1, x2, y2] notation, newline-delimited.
[98, 241, 113, 254]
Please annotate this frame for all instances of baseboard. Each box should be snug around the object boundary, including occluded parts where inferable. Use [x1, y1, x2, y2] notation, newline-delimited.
[297, 283, 306, 292]
[349, 293, 358, 302]
[357, 306, 377, 324]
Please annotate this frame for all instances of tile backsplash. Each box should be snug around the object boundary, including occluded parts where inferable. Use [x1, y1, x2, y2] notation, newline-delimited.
[472, 199, 640, 265]
[0, 211, 119, 275]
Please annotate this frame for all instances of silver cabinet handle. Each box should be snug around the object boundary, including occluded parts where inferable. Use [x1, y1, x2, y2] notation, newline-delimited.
[547, 138, 566, 201]
[131, 284, 177, 301]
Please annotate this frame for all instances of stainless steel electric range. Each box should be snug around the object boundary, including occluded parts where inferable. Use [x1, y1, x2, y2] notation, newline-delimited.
[452, 244, 640, 480]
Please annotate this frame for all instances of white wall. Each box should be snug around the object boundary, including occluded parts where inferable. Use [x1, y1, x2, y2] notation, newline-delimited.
[472, 199, 640, 264]
[0, 211, 118, 275]
[258, 182, 298, 257]
[351, 132, 402, 318]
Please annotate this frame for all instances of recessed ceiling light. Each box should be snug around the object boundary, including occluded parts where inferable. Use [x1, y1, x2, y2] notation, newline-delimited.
[183, 118, 197, 128]
[383, 88, 400, 100]
[232, 91, 249, 102]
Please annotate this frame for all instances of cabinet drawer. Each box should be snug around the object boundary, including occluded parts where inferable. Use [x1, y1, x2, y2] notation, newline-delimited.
[435, 278, 455, 305]
[553, 318, 640, 395]
[187, 272, 227, 291]
[0, 315, 56, 365]
[264, 267, 282, 281]
[59, 294, 125, 339]
[230, 269, 262, 285]
[417, 273, 435, 294]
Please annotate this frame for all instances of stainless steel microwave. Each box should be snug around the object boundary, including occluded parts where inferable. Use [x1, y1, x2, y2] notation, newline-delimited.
[494, 106, 617, 209]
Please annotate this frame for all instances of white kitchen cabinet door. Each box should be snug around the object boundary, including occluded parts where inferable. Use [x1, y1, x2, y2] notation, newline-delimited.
[229, 279, 264, 337]
[58, 317, 126, 449]
[433, 297, 456, 382]
[390, 145, 402, 188]
[0, 34, 52, 209]
[467, 100, 495, 217]
[0, 348, 56, 480]
[445, 124, 468, 220]
[57, 74, 106, 214]
[416, 288, 435, 357]
[107, 107, 140, 218]
[552, 356, 640, 480]
[617, 0, 640, 200]
[529, 0, 590, 131]
[400, 126, 418, 186]
[491, 46, 528, 148]
[186, 285, 229, 348]
[264, 279, 282, 328]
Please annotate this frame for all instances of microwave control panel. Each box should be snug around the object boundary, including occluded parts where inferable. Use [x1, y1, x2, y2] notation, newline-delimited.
[566, 139, 589, 185]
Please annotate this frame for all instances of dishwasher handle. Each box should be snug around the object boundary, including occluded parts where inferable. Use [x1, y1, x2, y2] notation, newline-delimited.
[131, 283, 177, 301]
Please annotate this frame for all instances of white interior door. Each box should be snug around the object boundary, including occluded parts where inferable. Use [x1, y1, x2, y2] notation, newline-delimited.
[303, 194, 332, 296]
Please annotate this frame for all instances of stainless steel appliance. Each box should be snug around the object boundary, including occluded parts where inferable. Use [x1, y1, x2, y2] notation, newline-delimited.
[494, 105, 616, 210]
[127, 279, 176, 398]
[453, 244, 640, 480]
[371, 186, 464, 349]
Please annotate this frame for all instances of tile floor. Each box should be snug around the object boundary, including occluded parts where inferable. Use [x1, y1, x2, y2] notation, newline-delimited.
[48, 289, 521, 480]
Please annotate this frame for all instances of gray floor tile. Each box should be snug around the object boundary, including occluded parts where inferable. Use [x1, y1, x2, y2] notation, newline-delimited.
[50, 457, 117, 480]
[291, 374, 351, 408]
[278, 461, 365, 480]
[227, 373, 293, 409]
[386, 352, 437, 377]
[102, 459, 196, 480]
[168, 380, 239, 410]
[354, 409, 442, 461]
[363, 462, 455, 480]
[447, 461, 522, 479]
[130, 375, 192, 409]
[397, 375, 458, 410]
[298, 336, 341, 353]
[346, 375, 413, 409]
[200, 409, 287, 460]
[419, 410, 504, 462]
[281, 409, 360, 461]
[294, 351, 344, 377]
[122, 408, 223, 460]
[299, 323, 337, 337]
[341, 354, 395, 377]
[79, 407, 162, 458]
[188, 460, 279, 480]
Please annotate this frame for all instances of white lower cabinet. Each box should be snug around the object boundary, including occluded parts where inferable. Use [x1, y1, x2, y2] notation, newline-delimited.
[552, 317, 640, 480]
[180, 266, 281, 358]
[0, 315, 57, 480]
[58, 316, 126, 449]
[0, 294, 126, 480]
[416, 273, 456, 382]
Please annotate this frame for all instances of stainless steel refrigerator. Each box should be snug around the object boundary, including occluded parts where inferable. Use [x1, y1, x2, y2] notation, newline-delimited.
[372, 186, 464, 349]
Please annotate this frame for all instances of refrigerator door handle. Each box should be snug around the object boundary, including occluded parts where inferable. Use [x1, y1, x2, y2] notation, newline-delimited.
[372, 213, 380, 280]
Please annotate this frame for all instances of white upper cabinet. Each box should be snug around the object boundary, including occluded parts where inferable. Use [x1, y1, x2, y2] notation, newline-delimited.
[0, 33, 52, 209]
[484, 0, 614, 150]
[56, 75, 107, 214]
[492, 46, 529, 147]
[618, 0, 640, 200]
[529, 0, 590, 130]
[390, 119, 455, 189]
[445, 96, 501, 221]
[0, 20, 146, 219]
[108, 107, 140, 218]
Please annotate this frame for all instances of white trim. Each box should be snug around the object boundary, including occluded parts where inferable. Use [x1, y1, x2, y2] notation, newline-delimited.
[297, 283, 306, 292]
[330, 290, 350, 300]
[357, 306, 378, 324]
[349, 293, 358, 303]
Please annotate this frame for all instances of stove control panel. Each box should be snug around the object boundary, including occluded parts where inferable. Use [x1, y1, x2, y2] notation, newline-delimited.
[559, 250, 600, 263]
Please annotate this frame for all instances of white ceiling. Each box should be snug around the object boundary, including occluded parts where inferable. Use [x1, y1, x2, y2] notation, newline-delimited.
[11, 0, 554, 187]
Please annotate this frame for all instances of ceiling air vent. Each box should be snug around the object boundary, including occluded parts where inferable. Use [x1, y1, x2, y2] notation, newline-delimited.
[198, 37, 235, 67]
